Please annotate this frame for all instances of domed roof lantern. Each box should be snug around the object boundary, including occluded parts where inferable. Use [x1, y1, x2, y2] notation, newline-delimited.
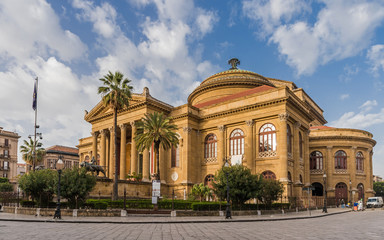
[228, 58, 240, 70]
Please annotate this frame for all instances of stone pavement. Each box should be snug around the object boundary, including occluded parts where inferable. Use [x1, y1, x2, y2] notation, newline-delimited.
[0, 207, 350, 224]
[1, 208, 383, 240]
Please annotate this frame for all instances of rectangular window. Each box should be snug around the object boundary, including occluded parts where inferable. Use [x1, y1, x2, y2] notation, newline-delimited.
[4, 139, 9, 146]
[4, 161, 8, 170]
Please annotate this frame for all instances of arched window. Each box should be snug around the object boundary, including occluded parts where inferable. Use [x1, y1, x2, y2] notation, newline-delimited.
[259, 123, 276, 152]
[287, 124, 292, 154]
[299, 132, 303, 158]
[335, 150, 347, 169]
[204, 134, 217, 159]
[204, 174, 215, 187]
[357, 183, 364, 200]
[288, 171, 292, 182]
[262, 170, 276, 180]
[356, 152, 364, 171]
[310, 151, 323, 170]
[171, 145, 180, 168]
[312, 182, 324, 196]
[230, 129, 244, 156]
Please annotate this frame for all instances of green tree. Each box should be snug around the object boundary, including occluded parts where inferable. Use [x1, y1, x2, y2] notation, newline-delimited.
[0, 181, 13, 192]
[135, 112, 179, 180]
[18, 169, 56, 207]
[257, 178, 284, 209]
[98, 71, 133, 200]
[191, 183, 211, 201]
[59, 167, 97, 209]
[373, 182, 384, 197]
[20, 138, 45, 171]
[212, 165, 261, 206]
[0, 177, 8, 183]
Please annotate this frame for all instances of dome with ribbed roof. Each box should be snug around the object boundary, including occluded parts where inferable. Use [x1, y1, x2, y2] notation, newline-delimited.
[188, 60, 275, 106]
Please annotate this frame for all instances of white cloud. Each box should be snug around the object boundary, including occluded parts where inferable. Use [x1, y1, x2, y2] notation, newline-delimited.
[367, 44, 384, 76]
[339, 64, 359, 82]
[244, 0, 384, 75]
[340, 94, 349, 100]
[330, 101, 384, 129]
[0, 0, 87, 64]
[242, 0, 310, 37]
[359, 100, 378, 112]
[74, 0, 219, 105]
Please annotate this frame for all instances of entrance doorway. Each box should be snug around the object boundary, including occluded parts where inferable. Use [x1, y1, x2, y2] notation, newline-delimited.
[335, 182, 348, 204]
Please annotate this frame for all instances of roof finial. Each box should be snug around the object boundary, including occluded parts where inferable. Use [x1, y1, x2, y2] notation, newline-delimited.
[228, 58, 240, 70]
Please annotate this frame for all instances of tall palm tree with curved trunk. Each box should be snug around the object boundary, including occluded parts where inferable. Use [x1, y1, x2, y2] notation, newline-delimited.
[135, 112, 179, 180]
[20, 138, 45, 172]
[98, 71, 133, 200]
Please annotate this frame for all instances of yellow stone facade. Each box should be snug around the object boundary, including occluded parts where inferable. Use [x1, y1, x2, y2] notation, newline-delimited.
[78, 64, 376, 202]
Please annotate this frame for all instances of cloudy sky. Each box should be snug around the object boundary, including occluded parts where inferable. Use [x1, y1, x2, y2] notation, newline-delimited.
[1, 0, 384, 177]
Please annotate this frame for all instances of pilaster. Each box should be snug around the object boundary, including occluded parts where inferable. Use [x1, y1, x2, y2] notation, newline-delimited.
[119, 124, 127, 180]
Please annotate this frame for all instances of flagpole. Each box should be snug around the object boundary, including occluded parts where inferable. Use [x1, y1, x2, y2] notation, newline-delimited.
[33, 77, 38, 171]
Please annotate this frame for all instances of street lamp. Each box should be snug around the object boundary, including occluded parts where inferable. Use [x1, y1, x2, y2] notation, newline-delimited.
[53, 157, 64, 219]
[224, 158, 232, 219]
[322, 173, 327, 213]
[349, 179, 352, 204]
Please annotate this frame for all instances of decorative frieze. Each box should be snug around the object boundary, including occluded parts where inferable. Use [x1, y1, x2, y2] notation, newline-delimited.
[204, 157, 217, 164]
[258, 151, 277, 158]
[335, 169, 348, 174]
[278, 113, 289, 121]
[183, 127, 192, 133]
[245, 120, 254, 127]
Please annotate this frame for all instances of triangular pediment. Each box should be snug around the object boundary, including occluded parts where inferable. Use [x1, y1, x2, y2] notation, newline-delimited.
[84, 90, 174, 123]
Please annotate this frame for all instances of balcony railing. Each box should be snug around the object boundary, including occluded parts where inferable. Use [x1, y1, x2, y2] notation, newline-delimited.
[0, 144, 10, 148]
[0, 154, 10, 159]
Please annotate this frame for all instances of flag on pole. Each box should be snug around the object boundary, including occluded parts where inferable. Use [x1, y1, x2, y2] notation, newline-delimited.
[32, 77, 38, 110]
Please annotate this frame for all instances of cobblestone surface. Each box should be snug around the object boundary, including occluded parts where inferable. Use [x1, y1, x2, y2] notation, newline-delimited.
[0, 210, 383, 240]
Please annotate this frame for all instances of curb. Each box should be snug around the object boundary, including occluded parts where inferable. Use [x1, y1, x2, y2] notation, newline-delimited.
[0, 210, 351, 224]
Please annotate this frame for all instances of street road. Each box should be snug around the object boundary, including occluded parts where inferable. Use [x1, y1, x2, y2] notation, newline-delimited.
[0, 210, 383, 240]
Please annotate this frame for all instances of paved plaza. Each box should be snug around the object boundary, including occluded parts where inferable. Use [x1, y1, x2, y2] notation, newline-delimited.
[0, 209, 383, 239]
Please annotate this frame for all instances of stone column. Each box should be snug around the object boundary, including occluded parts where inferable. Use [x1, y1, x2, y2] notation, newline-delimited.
[91, 131, 99, 160]
[245, 120, 254, 172]
[303, 129, 310, 188]
[369, 149, 374, 191]
[130, 121, 138, 175]
[293, 122, 301, 185]
[350, 146, 357, 194]
[218, 125, 225, 167]
[278, 113, 289, 182]
[326, 146, 333, 191]
[182, 127, 192, 184]
[100, 129, 107, 176]
[109, 127, 115, 179]
[142, 149, 150, 181]
[120, 124, 127, 180]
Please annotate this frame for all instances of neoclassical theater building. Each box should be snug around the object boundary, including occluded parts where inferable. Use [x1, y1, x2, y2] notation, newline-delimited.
[78, 59, 376, 203]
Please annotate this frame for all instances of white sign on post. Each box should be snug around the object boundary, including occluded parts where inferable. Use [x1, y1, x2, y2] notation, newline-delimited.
[152, 180, 161, 197]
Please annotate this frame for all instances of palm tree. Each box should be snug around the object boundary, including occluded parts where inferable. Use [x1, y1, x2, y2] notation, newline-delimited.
[20, 138, 45, 172]
[98, 71, 133, 200]
[135, 112, 179, 180]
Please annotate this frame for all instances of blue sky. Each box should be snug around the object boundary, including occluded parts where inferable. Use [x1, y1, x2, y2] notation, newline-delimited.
[0, 0, 384, 177]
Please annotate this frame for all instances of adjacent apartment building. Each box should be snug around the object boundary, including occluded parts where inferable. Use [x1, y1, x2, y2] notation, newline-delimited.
[0, 127, 20, 184]
[43, 145, 79, 170]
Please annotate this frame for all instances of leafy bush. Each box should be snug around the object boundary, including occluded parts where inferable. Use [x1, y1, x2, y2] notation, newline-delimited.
[0, 182, 13, 192]
[191, 202, 225, 211]
[0, 177, 8, 183]
[20, 200, 36, 208]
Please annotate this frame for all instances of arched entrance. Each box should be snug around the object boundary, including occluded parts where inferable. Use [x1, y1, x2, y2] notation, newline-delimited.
[357, 183, 364, 201]
[335, 182, 348, 204]
[312, 182, 323, 196]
